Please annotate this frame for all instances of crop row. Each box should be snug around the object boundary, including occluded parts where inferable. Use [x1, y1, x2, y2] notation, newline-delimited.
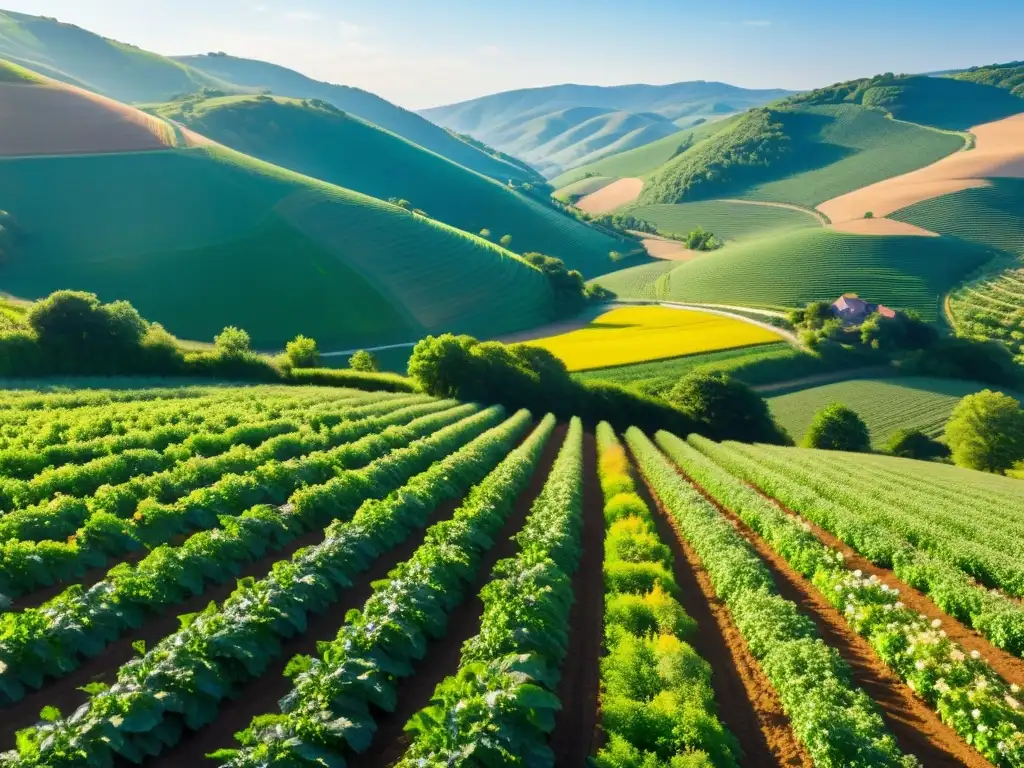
[398, 418, 585, 764]
[675, 433, 1024, 766]
[0, 398, 455, 602]
[593, 422, 737, 767]
[0, 408, 533, 766]
[626, 428, 912, 768]
[0, 390, 379, 480]
[729, 442, 1024, 593]
[0, 403, 492, 701]
[220, 413, 558, 764]
[700, 438, 1024, 656]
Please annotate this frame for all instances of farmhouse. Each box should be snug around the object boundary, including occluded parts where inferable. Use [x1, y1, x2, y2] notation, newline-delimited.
[832, 293, 897, 325]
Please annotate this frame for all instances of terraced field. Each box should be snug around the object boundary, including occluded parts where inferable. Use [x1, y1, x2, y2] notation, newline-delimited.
[767, 376, 1020, 446]
[657, 228, 996, 319]
[0, 382, 1022, 768]
[527, 305, 784, 371]
[631, 200, 822, 242]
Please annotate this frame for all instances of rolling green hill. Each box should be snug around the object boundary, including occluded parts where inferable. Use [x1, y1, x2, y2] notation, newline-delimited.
[953, 61, 1024, 97]
[552, 176, 616, 202]
[147, 94, 627, 277]
[0, 10, 235, 101]
[631, 200, 822, 241]
[767, 376, 1022, 446]
[786, 73, 1024, 131]
[176, 53, 533, 183]
[0, 116, 555, 350]
[639, 229, 995, 319]
[640, 104, 964, 207]
[421, 81, 792, 178]
[890, 179, 1024, 257]
[588, 260, 678, 300]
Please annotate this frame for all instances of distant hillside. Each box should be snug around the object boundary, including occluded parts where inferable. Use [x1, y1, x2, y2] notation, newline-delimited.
[0, 71, 555, 350]
[149, 93, 629, 276]
[0, 10, 235, 101]
[953, 61, 1024, 98]
[177, 53, 537, 183]
[421, 81, 793, 178]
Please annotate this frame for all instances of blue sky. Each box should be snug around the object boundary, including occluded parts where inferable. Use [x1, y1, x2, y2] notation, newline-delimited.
[8, 0, 1024, 108]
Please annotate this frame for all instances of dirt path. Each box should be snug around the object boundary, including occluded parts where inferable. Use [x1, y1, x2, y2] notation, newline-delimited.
[548, 431, 605, 765]
[696, 483, 993, 767]
[629, 448, 811, 767]
[753, 365, 894, 395]
[358, 425, 568, 767]
[576, 177, 644, 213]
[719, 198, 829, 225]
[145, 495, 471, 767]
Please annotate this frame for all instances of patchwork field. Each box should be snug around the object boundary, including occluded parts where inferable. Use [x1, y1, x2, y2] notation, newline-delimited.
[575, 176, 644, 213]
[655, 228, 996, 319]
[949, 267, 1024, 360]
[631, 199, 822, 241]
[767, 376, 1018, 446]
[0, 77, 174, 156]
[739, 104, 966, 208]
[552, 175, 616, 201]
[527, 305, 783, 371]
[818, 111, 1024, 224]
[0, 382, 1021, 768]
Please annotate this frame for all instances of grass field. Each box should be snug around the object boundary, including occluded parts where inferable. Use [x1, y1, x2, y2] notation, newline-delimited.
[552, 175, 616, 200]
[527, 305, 783, 371]
[588, 259, 678, 300]
[767, 376, 1020, 446]
[0, 58, 44, 84]
[655, 228, 996, 319]
[151, 95, 626, 277]
[739, 105, 965, 208]
[630, 200, 822, 241]
[890, 179, 1024, 257]
[0, 144, 553, 349]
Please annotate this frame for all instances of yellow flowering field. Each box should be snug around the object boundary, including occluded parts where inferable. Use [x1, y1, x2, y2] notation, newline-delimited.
[528, 306, 783, 371]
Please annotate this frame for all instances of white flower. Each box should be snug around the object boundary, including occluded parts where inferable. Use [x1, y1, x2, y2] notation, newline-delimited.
[972, 709, 982, 719]
[931, 619, 942, 628]
[979, 724, 989, 733]
[915, 660, 927, 671]
[1012, 684, 1021, 694]
[951, 649, 966, 662]
[881, 584, 890, 592]
[935, 679, 951, 694]
[895, 601, 905, 610]
[1006, 695, 1021, 710]
[854, 569, 863, 578]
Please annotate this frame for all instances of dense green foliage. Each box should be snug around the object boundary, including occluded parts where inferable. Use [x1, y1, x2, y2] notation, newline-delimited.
[668, 370, 790, 444]
[406, 333, 697, 435]
[953, 61, 1024, 97]
[802, 403, 871, 452]
[884, 428, 950, 460]
[150, 95, 626, 277]
[945, 390, 1024, 474]
[655, 228, 995, 320]
[0, 145, 554, 349]
[284, 335, 318, 368]
[630, 200, 821, 242]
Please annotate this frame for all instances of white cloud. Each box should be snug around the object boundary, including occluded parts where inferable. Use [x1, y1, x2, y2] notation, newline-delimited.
[283, 10, 319, 22]
[742, 20, 772, 27]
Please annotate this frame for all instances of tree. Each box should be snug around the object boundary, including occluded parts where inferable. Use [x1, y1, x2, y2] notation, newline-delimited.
[522, 252, 588, 318]
[214, 326, 252, 357]
[348, 349, 379, 372]
[945, 390, 1024, 473]
[285, 335, 319, 368]
[885, 428, 949, 460]
[669, 371, 790, 444]
[684, 227, 723, 252]
[479, 228, 492, 239]
[499, 234, 513, 248]
[803, 403, 871, 452]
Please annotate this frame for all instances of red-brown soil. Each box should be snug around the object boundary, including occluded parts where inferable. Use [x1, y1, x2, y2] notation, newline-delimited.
[358, 425, 568, 767]
[0, 82, 174, 156]
[629, 448, 812, 768]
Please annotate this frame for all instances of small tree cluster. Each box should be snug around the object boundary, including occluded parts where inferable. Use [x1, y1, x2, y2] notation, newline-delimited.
[684, 227, 723, 252]
[803, 403, 871, 452]
[348, 349, 379, 372]
[522, 252, 590, 319]
[944, 390, 1024, 474]
[285, 335, 319, 368]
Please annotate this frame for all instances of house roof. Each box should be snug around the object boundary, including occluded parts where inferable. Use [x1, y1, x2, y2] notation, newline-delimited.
[877, 305, 897, 319]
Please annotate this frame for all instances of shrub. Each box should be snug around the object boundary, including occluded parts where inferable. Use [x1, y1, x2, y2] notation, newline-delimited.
[684, 227, 723, 252]
[284, 335, 319, 368]
[885, 428, 950, 460]
[499, 234, 513, 248]
[479, 228, 491, 239]
[864, 211, 874, 219]
[214, 326, 252, 357]
[283, 367, 416, 393]
[669, 371, 790, 445]
[904, 336, 1021, 388]
[347, 349, 379, 372]
[803, 403, 871, 452]
[945, 390, 1024, 473]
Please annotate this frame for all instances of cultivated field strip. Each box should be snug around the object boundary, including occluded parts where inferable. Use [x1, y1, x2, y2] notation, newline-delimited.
[398, 418, 586, 763]
[215, 414, 559, 764]
[671, 433, 1024, 766]
[693, 439, 1024, 657]
[626, 428, 914, 767]
[0, 407, 533, 766]
[593, 423, 739, 765]
[0, 397, 457, 602]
